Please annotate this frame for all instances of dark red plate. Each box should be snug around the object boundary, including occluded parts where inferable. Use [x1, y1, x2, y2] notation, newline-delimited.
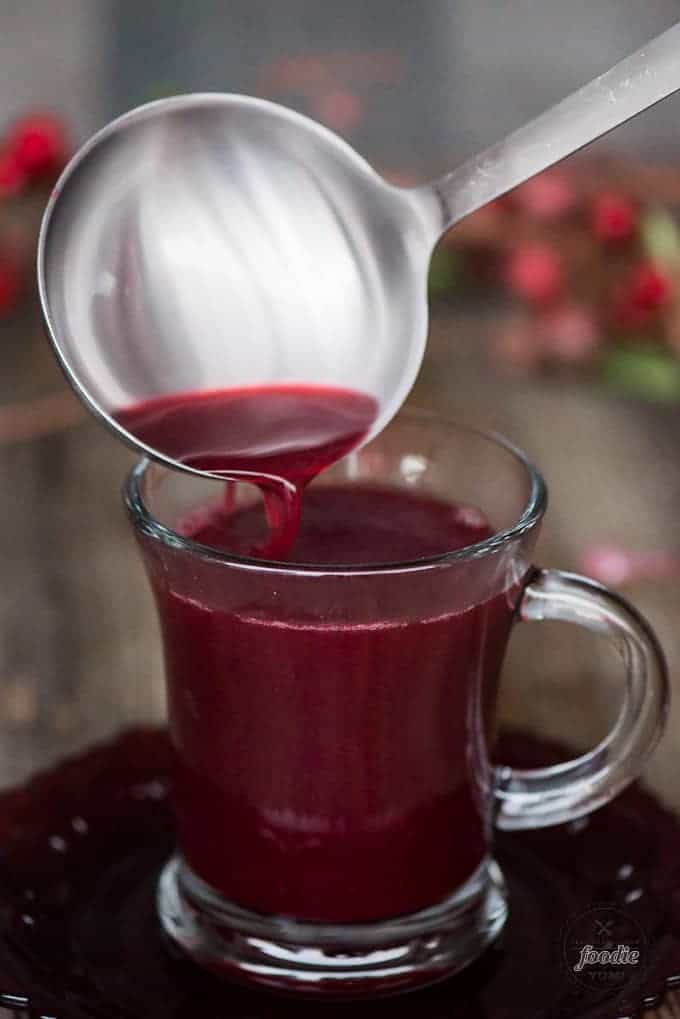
[0, 728, 678, 1019]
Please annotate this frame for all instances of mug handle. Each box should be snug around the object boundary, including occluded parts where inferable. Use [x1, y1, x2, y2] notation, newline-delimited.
[494, 568, 669, 830]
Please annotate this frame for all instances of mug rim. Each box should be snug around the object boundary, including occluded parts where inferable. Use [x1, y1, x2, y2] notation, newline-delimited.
[123, 410, 547, 577]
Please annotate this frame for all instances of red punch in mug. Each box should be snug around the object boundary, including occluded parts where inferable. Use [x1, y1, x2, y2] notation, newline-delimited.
[125, 413, 668, 997]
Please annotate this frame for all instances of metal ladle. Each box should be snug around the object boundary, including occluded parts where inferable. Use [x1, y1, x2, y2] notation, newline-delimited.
[38, 22, 680, 475]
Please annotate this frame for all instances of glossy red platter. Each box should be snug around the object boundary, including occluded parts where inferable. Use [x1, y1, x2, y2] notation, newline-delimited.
[0, 728, 678, 1018]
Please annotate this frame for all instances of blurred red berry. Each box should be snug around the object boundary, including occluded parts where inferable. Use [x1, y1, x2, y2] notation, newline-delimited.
[0, 259, 21, 315]
[580, 545, 637, 586]
[580, 544, 679, 585]
[611, 295, 655, 331]
[505, 244, 563, 304]
[7, 114, 68, 178]
[0, 149, 25, 198]
[611, 262, 673, 330]
[539, 302, 600, 363]
[513, 171, 576, 221]
[591, 193, 637, 243]
[629, 262, 673, 311]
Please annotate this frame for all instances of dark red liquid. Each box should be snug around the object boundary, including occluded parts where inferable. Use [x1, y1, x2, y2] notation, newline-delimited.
[150, 486, 519, 923]
[115, 384, 377, 482]
[116, 385, 377, 557]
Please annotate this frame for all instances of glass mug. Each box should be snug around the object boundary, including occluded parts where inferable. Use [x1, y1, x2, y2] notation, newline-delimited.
[125, 413, 668, 997]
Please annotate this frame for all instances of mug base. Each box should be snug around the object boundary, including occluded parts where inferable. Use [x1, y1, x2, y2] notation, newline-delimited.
[157, 855, 507, 998]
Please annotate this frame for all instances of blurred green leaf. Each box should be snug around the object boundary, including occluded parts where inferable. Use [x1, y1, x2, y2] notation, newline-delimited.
[640, 208, 680, 266]
[428, 247, 460, 296]
[603, 345, 680, 401]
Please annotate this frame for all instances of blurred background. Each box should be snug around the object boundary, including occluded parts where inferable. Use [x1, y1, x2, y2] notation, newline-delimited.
[1, 0, 680, 828]
[6, 0, 680, 166]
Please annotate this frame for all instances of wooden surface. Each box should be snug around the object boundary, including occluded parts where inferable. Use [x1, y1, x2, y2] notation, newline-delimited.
[1, 298, 680, 1016]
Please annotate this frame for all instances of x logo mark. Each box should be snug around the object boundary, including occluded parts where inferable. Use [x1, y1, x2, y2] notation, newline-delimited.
[595, 919, 614, 939]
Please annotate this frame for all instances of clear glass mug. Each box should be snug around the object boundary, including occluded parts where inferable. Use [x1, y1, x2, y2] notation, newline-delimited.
[124, 413, 668, 998]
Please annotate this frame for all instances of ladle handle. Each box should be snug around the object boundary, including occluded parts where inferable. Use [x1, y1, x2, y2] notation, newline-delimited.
[422, 21, 680, 235]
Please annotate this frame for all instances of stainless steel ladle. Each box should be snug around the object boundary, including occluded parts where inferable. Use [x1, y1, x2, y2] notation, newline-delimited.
[38, 21, 680, 474]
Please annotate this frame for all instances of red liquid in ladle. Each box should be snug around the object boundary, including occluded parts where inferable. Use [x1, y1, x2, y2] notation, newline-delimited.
[116, 384, 378, 557]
